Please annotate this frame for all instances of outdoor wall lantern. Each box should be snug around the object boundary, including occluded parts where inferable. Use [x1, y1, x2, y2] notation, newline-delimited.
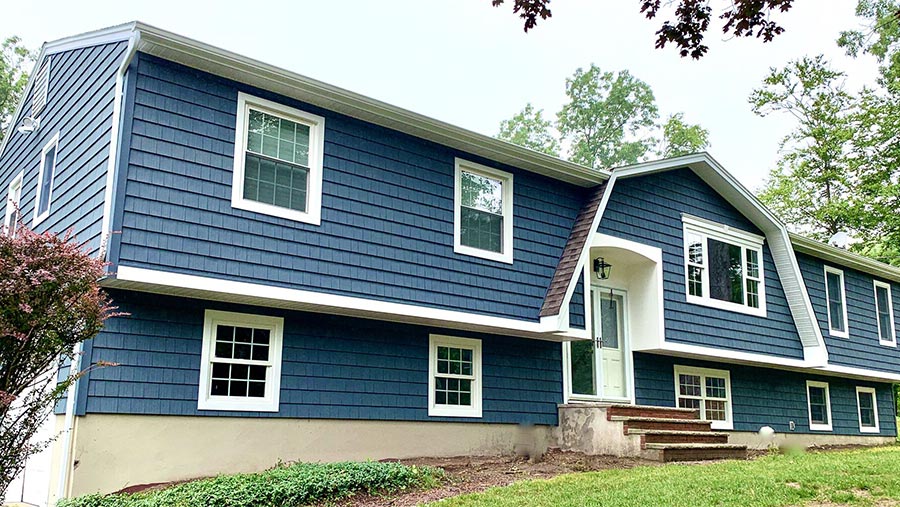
[593, 257, 612, 280]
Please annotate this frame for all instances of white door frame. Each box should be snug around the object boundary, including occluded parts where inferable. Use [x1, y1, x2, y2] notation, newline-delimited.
[562, 285, 635, 404]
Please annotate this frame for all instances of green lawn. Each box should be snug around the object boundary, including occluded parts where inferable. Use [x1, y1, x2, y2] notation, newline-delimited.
[432, 446, 900, 507]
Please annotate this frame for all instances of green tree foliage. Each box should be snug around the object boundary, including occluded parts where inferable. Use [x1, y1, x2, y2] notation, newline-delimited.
[751, 56, 858, 241]
[557, 65, 659, 168]
[0, 36, 33, 144]
[497, 66, 710, 170]
[659, 113, 710, 157]
[497, 103, 559, 156]
[838, 0, 900, 89]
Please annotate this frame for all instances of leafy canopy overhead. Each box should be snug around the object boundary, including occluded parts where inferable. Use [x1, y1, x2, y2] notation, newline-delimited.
[557, 66, 659, 168]
[0, 36, 33, 144]
[491, 0, 797, 58]
[497, 65, 708, 170]
[497, 103, 560, 156]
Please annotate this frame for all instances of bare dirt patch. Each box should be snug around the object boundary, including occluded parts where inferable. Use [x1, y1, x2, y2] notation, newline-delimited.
[324, 449, 656, 507]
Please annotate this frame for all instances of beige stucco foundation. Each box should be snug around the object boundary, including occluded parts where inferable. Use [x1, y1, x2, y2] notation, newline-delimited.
[55, 414, 554, 499]
[726, 430, 895, 450]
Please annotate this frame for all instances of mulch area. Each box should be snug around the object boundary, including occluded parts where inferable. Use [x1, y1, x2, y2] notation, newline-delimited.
[324, 449, 656, 506]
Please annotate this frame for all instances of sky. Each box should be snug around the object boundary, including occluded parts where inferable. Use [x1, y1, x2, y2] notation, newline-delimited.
[1, 0, 882, 191]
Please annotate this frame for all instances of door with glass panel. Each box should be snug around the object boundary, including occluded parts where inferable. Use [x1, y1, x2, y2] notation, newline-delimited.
[570, 287, 628, 400]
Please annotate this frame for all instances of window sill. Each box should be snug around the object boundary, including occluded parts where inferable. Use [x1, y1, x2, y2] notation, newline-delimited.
[685, 294, 767, 318]
[809, 424, 833, 432]
[859, 426, 880, 434]
[879, 339, 896, 347]
[198, 397, 279, 412]
[32, 210, 50, 228]
[231, 197, 321, 226]
[453, 244, 513, 264]
[710, 421, 733, 431]
[428, 405, 482, 418]
[828, 329, 849, 339]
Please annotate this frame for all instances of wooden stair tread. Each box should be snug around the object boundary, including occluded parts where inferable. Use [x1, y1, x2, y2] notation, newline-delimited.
[644, 443, 747, 450]
[610, 416, 711, 424]
[626, 429, 729, 436]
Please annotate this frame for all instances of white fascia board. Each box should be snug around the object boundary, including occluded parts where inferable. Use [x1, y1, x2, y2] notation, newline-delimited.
[107, 266, 573, 341]
[614, 153, 828, 361]
[791, 233, 900, 283]
[130, 22, 608, 188]
[645, 342, 900, 382]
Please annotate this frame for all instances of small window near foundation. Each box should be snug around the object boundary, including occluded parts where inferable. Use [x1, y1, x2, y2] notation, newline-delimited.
[198, 310, 283, 412]
[856, 387, 880, 433]
[428, 334, 482, 418]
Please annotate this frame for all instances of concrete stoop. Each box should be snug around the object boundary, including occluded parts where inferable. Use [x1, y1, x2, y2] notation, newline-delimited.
[558, 403, 748, 462]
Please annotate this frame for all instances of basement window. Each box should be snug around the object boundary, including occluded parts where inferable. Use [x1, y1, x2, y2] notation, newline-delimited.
[856, 387, 879, 433]
[674, 365, 733, 430]
[198, 310, 283, 412]
[806, 380, 832, 431]
[428, 334, 482, 418]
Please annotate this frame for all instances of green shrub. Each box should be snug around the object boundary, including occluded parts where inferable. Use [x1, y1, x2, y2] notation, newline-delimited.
[58, 461, 443, 507]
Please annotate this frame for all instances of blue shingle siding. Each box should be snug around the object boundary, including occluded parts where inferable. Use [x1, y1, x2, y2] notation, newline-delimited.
[598, 169, 805, 359]
[634, 352, 897, 436]
[83, 289, 562, 425]
[568, 276, 586, 330]
[0, 42, 127, 254]
[111, 54, 586, 322]
[796, 252, 900, 373]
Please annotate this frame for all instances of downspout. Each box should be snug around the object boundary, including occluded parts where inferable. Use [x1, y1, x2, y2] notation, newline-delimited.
[56, 29, 141, 502]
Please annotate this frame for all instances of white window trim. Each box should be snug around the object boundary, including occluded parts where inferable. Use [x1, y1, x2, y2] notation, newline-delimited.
[32, 132, 60, 227]
[197, 309, 284, 412]
[4, 170, 24, 235]
[806, 380, 833, 431]
[824, 266, 849, 338]
[855, 386, 880, 433]
[231, 92, 325, 225]
[428, 334, 483, 418]
[673, 365, 733, 430]
[681, 214, 767, 317]
[453, 158, 514, 264]
[874, 280, 896, 347]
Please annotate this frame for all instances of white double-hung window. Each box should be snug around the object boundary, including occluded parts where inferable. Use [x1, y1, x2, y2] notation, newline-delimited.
[428, 334, 482, 418]
[4, 171, 24, 234]
[198, 310, 284, 412]
[824, 266, 849, 338]
[454, 159, 514, 264]
[682, 214, 766, 316]
[232, 92, 325, 225]
[674, 365, 733, 429]
[874, 280, 895, 346]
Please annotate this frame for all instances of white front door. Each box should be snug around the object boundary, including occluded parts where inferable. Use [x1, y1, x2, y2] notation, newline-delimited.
[598, 290, 626, 399]
[569, 287, 630, 401]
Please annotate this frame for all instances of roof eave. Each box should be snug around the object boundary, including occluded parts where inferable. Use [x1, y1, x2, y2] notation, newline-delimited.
[130, 22, 608, 187]
[791, 233, 900, 283]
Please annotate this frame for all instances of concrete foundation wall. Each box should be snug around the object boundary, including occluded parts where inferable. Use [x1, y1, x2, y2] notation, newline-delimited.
[727, 430, 896, 450]
[61, 414, 554, 498]
[557, 406, 641, 456]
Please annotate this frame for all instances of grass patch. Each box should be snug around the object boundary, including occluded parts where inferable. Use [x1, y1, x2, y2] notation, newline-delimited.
[432, 445, 900, 507]
[58, 461, 443, 507]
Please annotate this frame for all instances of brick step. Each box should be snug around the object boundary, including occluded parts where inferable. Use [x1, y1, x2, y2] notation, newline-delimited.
[642, 443, 748, 462]
[626, 429, 731, 445]
[606, 404, 700, 421]
[610, 416, 713, 433]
